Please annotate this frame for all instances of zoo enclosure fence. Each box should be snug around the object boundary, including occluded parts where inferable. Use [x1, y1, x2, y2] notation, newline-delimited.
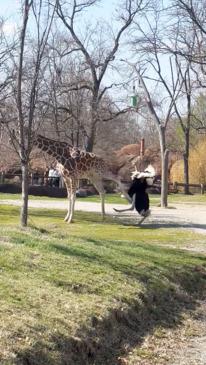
[0, 172, 205, 195]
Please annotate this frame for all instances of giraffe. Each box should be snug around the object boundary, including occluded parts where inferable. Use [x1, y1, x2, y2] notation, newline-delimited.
[33, 134, 130, 223]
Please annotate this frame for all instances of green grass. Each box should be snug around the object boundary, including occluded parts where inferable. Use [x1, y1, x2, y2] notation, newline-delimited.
[0, 205, 206, 364]
[167, 193, 206, 204]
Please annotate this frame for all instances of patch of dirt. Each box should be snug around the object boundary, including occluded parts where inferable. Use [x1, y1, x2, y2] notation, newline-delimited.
[0, 237, 14, 248]
[126, 301, 206, 365]
[166, 301, 206, 365]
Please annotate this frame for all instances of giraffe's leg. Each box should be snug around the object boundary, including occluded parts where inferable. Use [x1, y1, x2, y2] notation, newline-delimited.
[117, 181, 133, 203]
[100, 192, 105, 217]
[91, 178, 105, 218]
[65, 192, 76, 223]
[64, 179, 77, 223]
[64, 180, 72, 222]
[64, 195, 72, 222]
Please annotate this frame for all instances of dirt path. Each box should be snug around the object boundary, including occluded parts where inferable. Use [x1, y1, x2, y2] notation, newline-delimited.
[1, 198, 206, 234]
[160, 301, 206, 365]
[129, 300, 206, 365]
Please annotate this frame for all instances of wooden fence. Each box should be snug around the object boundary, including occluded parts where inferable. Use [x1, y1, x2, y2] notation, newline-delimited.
[0, 172, 64, 188]
[0, 172, 205, 195]
[168, 182, 205, 195]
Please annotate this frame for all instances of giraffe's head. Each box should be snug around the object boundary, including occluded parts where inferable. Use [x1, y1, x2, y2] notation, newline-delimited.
[69, 147, 84, 159]
[131, 163, 156, 181]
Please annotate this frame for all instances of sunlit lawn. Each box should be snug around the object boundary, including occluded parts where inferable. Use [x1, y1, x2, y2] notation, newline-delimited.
[0, 204, 206, 364]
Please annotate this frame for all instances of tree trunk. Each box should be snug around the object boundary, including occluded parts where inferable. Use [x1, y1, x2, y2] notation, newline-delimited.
[21, 162, 29, 227]
[161, 149, 169, 207]
[85, 134, 95, 152]
[159, 126, 169, 207]
[85, 93, 99, 152]
[86, 122, 96, 152]
[183, 130, 190, 194]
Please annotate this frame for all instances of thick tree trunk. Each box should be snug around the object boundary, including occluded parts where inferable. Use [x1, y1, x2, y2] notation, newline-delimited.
[161, 149, 169, 207]
[183, 130, 190, 194]
[85, 132, 95, 152]
[85, 93, 99, 152]
[86, 118, 97, 152]
[159, 127, 169, 207]
[21, 162, 29, 227]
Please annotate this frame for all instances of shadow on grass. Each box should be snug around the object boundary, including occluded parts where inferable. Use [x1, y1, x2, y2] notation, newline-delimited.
[50, 240, 206, 291]
[117, 217, 206, 232]
[141, 222, 206, 231]
[30, 209, 118, 226]
[15, 274, 206, 365]
[14, 240, 206, 365]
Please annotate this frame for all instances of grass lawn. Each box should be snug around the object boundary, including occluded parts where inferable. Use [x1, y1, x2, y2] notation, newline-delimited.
[0, 204, 206, 364]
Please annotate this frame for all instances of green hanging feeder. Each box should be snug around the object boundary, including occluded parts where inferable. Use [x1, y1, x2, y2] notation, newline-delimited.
[130, 95, 138, 107]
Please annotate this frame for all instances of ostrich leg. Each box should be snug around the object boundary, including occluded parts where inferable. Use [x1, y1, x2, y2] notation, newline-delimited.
[113, 195, 135, 213]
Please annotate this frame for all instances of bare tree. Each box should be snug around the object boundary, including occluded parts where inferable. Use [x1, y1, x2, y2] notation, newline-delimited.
[155, 2, 205, 192]
[172, 0, 206, 86]
[55, 0, 151, 152]
[0, 20, 18, 175]
[6, 0, 56, 226]
[171, 57, 196, 193]
[133, 67, 172, 207]
[40, 51, 95, 146]
[126, 12, 188, 205]
[175, 0, 206, 36]
[191, 92, 206, 132]
[169, 0, 206, 140]
[0, 18, 16, 119]
[38, 50, 135, 152]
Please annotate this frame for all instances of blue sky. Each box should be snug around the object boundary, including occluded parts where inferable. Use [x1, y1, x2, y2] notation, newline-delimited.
[0, 0, 121, 39]
[0, 0, 173, 109]
[0, 0, 20, 18]
[0, 0, 21, 35]
[0, 0, 117, 24]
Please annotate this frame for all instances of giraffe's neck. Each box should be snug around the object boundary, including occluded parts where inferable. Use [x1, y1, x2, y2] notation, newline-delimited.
[33, 135, 121, 181]
[33, 134, 70, 162]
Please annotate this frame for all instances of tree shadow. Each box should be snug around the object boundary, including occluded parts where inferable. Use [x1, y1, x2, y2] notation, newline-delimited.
[15, 272, 206, 365]
[115, 215, 206, 232]
[141, 222, 206, 231]
[14, 240, 206, 365]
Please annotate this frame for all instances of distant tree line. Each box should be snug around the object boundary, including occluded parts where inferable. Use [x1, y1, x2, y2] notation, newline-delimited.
[0, 0, 206, 225]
